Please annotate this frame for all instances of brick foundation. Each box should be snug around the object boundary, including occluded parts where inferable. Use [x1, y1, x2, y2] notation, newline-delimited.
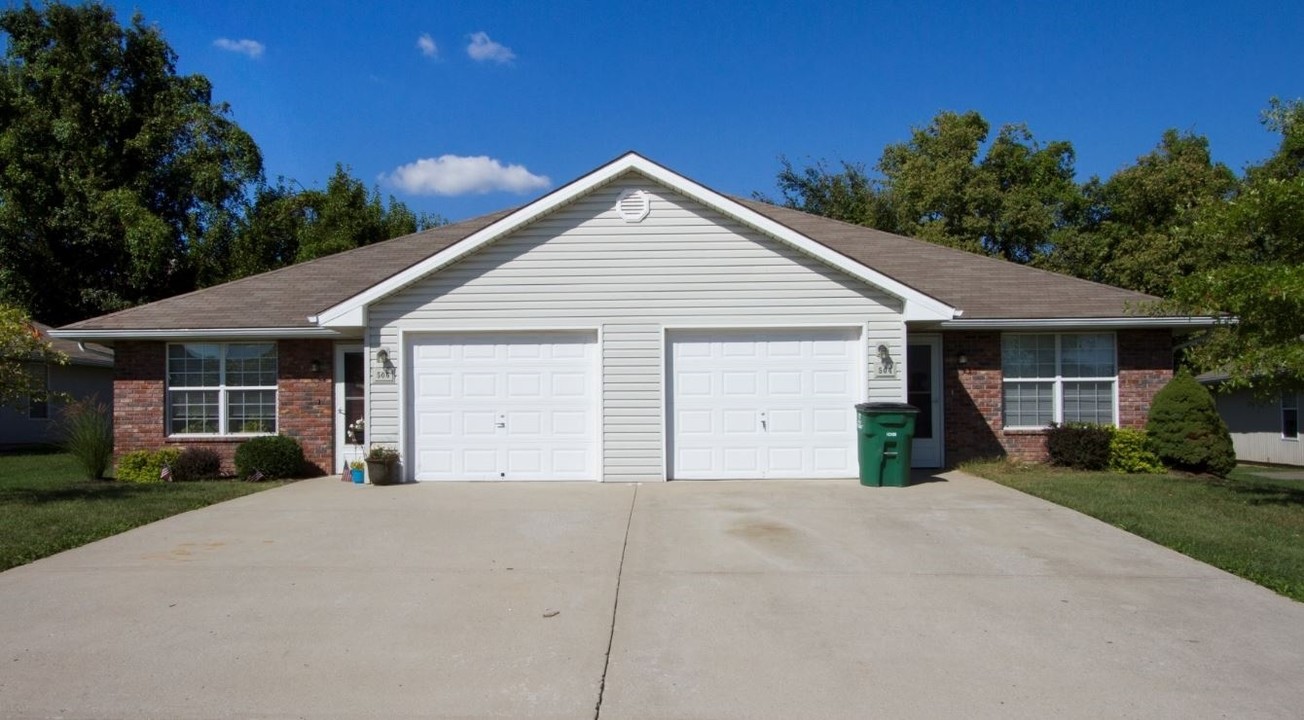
[939, 329, 1173, 465]
[113, 340, 335, 476]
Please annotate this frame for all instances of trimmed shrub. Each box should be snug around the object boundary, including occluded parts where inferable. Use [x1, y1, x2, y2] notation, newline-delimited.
[116, 448, 182, 484]
[233, 435, 304, 480]
[1108, 428, 1166, 474]
[1045, 422, 1113, 470]
[58, 397, 113, 479]
[172, 447, 222, 481]
[1145, 369, 1236, 477]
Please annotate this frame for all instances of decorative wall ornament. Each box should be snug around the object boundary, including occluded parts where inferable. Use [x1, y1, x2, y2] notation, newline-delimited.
[874, 343, 899, 378]
[372, 347, 397, 384]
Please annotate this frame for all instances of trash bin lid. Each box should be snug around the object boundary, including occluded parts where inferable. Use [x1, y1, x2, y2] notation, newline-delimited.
[855, 402, 920, 413]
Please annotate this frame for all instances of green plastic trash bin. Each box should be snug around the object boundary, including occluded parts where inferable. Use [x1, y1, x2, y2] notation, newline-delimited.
[855, 402, 920, 487]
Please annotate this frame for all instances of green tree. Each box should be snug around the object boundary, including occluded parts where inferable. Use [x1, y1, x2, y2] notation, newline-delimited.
[762, 157, 894, 229]
[222, 167, 445, 281]
[1046, 130, 1237, 296]
[763, 111, 1081, 264]
[0, 304, 65, 410]
[0, 1, 262, 325]
[295, 165, 439, 262]
[1161, 99, 1304, 393]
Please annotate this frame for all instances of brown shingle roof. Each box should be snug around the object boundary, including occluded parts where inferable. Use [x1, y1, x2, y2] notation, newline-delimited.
[732, 198, 1161, 319]
[61, 193, 1164, 334]
[61, 209, 514, 331]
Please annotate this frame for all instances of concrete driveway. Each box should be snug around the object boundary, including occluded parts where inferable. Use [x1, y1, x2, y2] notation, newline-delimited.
[2, 472, 1303, 719]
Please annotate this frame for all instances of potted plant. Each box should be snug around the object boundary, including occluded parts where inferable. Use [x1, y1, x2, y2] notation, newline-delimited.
[348, 459, 366, 484]
[365, 445, 401, 486]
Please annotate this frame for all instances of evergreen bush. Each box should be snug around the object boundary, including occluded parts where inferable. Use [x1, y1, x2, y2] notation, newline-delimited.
[233, 435, 304, 480]
[58, 397, 113, 479]
[1144, 369, 1236, 477]
[1045, 423, 1113, 470]
[116, 448, 182, 484]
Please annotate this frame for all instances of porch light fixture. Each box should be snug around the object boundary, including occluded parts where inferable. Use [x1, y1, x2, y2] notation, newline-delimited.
[310, 359, 323, 374]
[957, 352, 968, 368]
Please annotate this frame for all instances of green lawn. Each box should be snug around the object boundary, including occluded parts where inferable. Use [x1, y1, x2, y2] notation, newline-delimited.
[962, 459, 1304, 602]
[0, 451, 285, 572]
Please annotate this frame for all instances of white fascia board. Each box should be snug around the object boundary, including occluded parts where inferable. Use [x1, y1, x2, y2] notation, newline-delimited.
[314, 152, 960, 327]
[936, 316, 1222, 330]
[48, 327, 346, 342]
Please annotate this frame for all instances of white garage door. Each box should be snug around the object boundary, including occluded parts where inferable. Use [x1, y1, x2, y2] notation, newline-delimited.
[409, 332, 598, 481]
[668, 328, 861, 479]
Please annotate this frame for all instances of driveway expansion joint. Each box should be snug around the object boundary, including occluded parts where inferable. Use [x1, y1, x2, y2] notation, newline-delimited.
[593, 482, 637, 720]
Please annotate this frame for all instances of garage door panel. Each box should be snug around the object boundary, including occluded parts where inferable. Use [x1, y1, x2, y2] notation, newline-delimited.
[410, 332, 597, 481]
[669, 328, 860, 479]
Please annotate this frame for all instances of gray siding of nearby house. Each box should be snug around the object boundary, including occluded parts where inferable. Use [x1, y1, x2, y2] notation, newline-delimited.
[366, 175, 907, 481]
[0, 363, 113, 447]
[1215, 390, 1304, 467]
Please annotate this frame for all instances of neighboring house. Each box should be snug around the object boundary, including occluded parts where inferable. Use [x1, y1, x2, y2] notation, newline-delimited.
[1202, 374, 1303, 466]
[0, 323, 113, 448]
[52, 153, 1211, 480]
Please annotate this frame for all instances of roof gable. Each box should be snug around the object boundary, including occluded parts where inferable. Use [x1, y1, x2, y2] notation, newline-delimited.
[312, 152, 959, 327]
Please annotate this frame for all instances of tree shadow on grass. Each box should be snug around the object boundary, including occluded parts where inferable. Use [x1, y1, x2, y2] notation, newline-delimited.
[1219, 479, 1304, 507]
[0, 482, 154, 506]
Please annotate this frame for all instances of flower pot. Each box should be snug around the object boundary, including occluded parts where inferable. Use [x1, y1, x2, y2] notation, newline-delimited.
[366, 459, 397, 486]
[350, 468, 364, 484]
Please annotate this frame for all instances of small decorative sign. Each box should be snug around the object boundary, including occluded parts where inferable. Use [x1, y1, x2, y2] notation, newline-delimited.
[874, 343, 899, 378]
[372, 347, 397, 384]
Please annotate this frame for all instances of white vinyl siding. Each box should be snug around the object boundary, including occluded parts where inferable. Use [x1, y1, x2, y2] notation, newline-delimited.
[368, 175, 906, 481]
[1001, 333, 1117, 429]
[1214, 389, 1304, 466]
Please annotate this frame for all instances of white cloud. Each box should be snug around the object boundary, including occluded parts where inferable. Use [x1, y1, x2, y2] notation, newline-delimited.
[212, 38, 265, 59]
[383, 155, 550, 196]
[466, 31, 515, 63]
[416, 33, 437, 58]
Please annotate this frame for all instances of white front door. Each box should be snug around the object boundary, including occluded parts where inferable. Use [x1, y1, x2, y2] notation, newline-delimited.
[907, 336, 943, 467]
[334, 344, 366, 474]
[668, 328, 861, 479]
[409, 332, 598, 481]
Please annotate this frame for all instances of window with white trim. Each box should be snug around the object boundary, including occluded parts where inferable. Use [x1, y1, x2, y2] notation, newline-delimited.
[1284, 391, 1299, 440]
[167, 343, 277, 435]
[1002, 333, 1117, 428]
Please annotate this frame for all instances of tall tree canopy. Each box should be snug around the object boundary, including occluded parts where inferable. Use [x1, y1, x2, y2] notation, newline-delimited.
[0, 1, 262, 325]
[765, 111, 1080, 264]
[1045, 130, 1237, 297]
[225, 167, 444, 281]
[1161, 99, 1304, 392]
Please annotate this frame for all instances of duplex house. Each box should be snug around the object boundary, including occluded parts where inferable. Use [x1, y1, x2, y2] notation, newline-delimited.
[53, 153, 1208, 480]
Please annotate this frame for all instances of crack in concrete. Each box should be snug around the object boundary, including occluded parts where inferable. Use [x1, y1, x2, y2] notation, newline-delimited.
[594, 483, 638, 720]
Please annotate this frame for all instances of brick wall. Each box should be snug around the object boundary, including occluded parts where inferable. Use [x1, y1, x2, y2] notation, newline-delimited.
[939, 329, 1173, 465]
[1117, 329, 1174, 428]
[113, 340, 335, 476]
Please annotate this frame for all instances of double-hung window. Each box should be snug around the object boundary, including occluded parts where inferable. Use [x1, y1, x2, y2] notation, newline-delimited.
[167, 343, 277, 435]
[1002, 333, 1117, 429]
[1284, 392, 1299, 440]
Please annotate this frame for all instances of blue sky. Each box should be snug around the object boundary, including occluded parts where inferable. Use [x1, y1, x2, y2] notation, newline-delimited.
[85, 0, 1304, 221]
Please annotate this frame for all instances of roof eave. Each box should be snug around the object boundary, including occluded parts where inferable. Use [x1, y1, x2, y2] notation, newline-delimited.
[934, 316, 1222, 330]
[49, 327, 346, 342]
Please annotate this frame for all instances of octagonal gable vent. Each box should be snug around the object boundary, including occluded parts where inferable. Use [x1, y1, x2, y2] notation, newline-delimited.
[616, 189, 651, 223]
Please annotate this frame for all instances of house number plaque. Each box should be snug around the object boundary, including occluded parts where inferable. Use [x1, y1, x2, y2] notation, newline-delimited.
[372, 348, 397, 384]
